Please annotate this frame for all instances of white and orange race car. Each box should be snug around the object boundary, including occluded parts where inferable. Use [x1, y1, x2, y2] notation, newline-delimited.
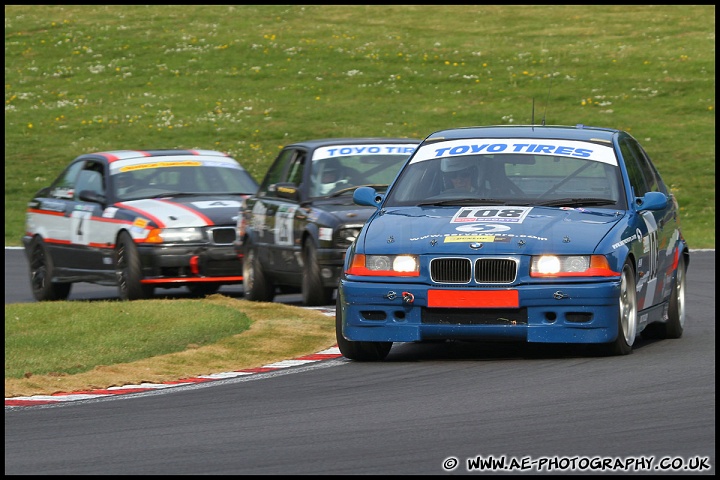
[23, 149, 258, 300]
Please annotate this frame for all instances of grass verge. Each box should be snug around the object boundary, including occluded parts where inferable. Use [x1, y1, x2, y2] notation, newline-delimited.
[4, 295, 337, 398]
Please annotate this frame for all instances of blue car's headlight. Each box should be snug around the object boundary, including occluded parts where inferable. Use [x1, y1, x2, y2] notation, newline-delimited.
[530, 255, 619, 277]
[347, 253, 420, 277]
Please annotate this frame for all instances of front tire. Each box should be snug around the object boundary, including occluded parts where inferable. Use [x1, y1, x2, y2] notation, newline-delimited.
[302, 241, 334, 306]
[116, 231, 153, 300]
[599, 260, 637, 356]
[28, 237, 72, 301]
[335, 295, 392, 361]
[642, 253, 686, 340]
[242, 242, 274, 302]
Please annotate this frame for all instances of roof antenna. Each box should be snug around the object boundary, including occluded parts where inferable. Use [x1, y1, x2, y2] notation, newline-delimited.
[531, 97, 535, 128]
[542, 75, 553, 126]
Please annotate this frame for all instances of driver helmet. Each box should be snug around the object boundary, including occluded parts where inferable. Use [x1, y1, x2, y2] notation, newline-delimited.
[115, 172, 133, 195]
[440, 156, 477, 176]
[316, 159, 345, 195]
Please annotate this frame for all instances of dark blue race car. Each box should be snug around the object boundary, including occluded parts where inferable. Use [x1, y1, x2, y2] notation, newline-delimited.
[237, 137, 419, 306]
[336, 125, 689, 360]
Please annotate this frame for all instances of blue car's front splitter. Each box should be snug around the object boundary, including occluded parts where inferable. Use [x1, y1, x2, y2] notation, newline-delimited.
[338, 279, 622, 345]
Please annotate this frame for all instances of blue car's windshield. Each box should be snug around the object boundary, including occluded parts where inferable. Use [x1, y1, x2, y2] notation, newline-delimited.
[384, 151, 627, 210]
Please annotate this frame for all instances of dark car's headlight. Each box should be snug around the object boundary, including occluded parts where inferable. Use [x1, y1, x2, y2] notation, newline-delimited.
[144, 227, 204, 243]
[335, 226, 362, 249]
[346, 253, 420, 277]
[530, 255, 619, 277]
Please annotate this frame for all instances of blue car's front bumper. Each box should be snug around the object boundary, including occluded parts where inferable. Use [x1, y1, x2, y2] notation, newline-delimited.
[338, 279, 623, 344]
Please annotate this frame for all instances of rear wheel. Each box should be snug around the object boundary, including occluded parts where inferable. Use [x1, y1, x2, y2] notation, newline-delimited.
[242, 243, 274, 302]
[28, 237, 72, 301]
[642, 253, 686, 339]
[302, 241, 334, 306]
[598, 260, 637, 356]
[335, 295, 392, 361]
[116, 231, 153, 300]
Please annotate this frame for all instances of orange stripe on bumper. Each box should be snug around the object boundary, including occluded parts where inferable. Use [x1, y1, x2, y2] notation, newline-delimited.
[428, 289, 519, 308]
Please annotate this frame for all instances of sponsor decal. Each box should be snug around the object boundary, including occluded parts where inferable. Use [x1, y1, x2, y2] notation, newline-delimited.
[275, 205, 297, 246]
[201, 161, 242, 169]
[120, 160, 202, 172]
[640, 213, 659, 279]
[319, 227, 333, 241]
[412, 138, 617, 165]
[102, 207, 119, 218]
[312, 144, 417, 161]
[612, 233, 637, 249]
[455, 223, 511, 233]
[444, 235, 501, 243]
[251, 202, 267, 230]
[133, 217, 149, 228]
[451, 206, 532, 224]
[410, 232, 546, 242]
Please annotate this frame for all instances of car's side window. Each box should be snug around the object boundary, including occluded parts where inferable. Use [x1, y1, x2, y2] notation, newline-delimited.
[619, 140, 650, 197]
[630, 141, 668, 195]
[50, 161, 84, 199]
[74, 161, 106, 200]
[259, 149, 294, 198]
[286, 152, 305, 187]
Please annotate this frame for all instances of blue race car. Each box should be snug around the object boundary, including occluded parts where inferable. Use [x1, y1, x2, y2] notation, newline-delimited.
[336, 125, 689, 360]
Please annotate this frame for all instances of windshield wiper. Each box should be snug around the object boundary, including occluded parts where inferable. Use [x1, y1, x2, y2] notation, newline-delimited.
[150, 191, 202, 198]
[535, 197, 616, 207]
[417, 198, 509, 206]
[326, 184, 389, 198]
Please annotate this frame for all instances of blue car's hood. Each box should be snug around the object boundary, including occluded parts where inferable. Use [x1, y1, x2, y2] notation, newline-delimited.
[362, 205, 624, 255]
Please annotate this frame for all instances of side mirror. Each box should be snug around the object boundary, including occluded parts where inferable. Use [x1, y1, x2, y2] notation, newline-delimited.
[275, 182, 300, 201]
[35, 186, 51, 197]
[353, 186, 383, 209]
[78, 190, 106, 205]
[636, 191, 668, 211]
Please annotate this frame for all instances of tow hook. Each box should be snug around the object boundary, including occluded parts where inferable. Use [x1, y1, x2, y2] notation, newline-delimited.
[402, 291, 414, 304]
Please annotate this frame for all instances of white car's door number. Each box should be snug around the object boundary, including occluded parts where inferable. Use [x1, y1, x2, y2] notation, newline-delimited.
[70, 210, 92, 245]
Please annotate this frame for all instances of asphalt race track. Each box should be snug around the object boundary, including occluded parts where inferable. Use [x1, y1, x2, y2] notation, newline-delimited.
[4, 248, 716, 475]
